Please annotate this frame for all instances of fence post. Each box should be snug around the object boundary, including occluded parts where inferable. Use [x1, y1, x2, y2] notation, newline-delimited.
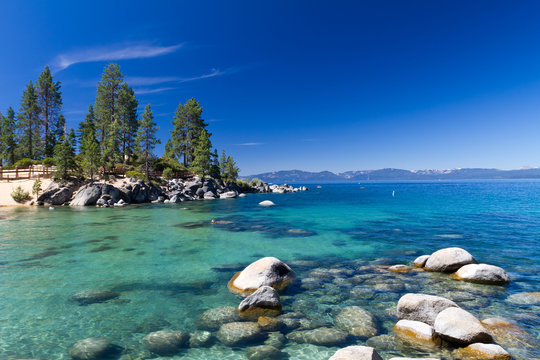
[15, 167, 18, 180]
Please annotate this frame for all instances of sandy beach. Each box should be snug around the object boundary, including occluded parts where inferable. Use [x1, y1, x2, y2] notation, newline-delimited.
[0, 178, 52, 206]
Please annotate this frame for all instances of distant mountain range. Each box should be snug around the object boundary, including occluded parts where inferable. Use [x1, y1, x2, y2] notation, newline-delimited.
[244, 168, 540, 183]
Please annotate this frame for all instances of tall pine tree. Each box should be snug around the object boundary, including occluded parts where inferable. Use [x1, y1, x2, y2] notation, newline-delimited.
[53, 131, 76, 180]
[18, 81, 41, 159]
[136, 104, 160, 181]
[117, 83, 138, 163]
[36, 66, 63, 157]
[170, 98, 206, 166]
[219, 149, 239, 183]
[79, 106, 100, 183]
[191, 129, 212, 178]
[1, 107, 17, 166]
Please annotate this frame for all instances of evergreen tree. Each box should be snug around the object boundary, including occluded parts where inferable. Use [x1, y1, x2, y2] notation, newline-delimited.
[52, 114, 66, 147]
[209, 149, 221, 179]
[36, 66, 62, 157]
[95, 63, 123, 167]
[191, 129, 212, 178]
[117, 83, 138, 163]
[0, 112, 4, 167]
[136, 104, 160, 181]
[164, 138, 174, 158]
[1, 107, 17, 166]
[170, 98, 206, 166]
[53, 131, 76, 180]
[18, 81, 41, 159]
[79, 109, 100, 183]
[219, 149, 239, 183]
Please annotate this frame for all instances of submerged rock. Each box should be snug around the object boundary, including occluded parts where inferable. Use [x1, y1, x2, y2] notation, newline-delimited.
[198, 306, 242, 331]
[453, 263, 510, 285]
[413, 255, 430, 267]
[238, 285, 282, 319]
[388, 264, 413, 273]
[452, 343, 511, 359]
[142, 330, 189, 356]
[189, 330, 213, 348]
[286, 327, 348, 346]
[397, 293, 458, 326]
[328, 345, 383, 360]
[68, 338, 120, 360]
[257, 316, 284, 331]
[393, 319, 441, 349]
[424, 247, 476, 272]
[71, 290, 120, 305]
[506, 291, 540, 305]
[334, 306, 378, 337]
[246, 345, 286, 360]
[433, 307, 492, 346]
[259, 200, 275, 206]
[216, 322, 265, 346]
[228, 257, 294, 296]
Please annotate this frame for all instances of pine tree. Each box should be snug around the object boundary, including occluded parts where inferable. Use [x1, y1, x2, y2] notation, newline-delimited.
[0, 112, 4, 167]
[1, 107, 17, 166]
[53, 131, 76, 180]
[52, 114, 66, 147]
[79, 108, 100, 183]
[191, 129, 212, 178]
[209, 149, 220, 179]
[136, 104, 160, 181]
[117, 83, 138, 163]
[78, 105, 96, 152]
[170, 98, 206, 166]
[36, 66, 62, 158]
[164, 138, 174, 158]
[18, 81, 41, 159]
[219, 149, 239, 183]
[95, 63, 123, 167]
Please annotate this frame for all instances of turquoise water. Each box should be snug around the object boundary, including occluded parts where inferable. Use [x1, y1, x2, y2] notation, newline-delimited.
[0, 181, 539, 359]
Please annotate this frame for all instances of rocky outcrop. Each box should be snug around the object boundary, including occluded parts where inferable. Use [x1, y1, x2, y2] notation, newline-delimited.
[424, 247, 477, 272]
[216, 322, 265, 346]
[452, 343, 511, 359]
[37, 181, 80, 205]
[328, 345, 383, 360]
[238, 286, 282, 319]
[286, 327, 348, 346]
[453, 264, 510, 285]
[433, 307, 492, 346]
[142, 330, 189, 356]
[68, 338, 120, 360]
[228, 257, 294, 296]
[393, 319, 440, 349]
[397, 293, 458, 326]
[70, 184, 121, 206]
[334, 306, 378, 337]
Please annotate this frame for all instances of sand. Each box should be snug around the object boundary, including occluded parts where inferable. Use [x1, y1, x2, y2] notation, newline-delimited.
[0, 178, 52, 206]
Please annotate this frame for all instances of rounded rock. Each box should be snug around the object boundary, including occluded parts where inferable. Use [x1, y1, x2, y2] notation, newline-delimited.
[413, 255, 430, 267]
[216, 322, 265, 346]
[453, 264, 510, 285]
[259, 200, 275, 206]
[198, 306, 242, 331]
[68, 338, 118, 360]
[452, 343, 511, 359]
[329, 345, 383, 360]
[246, 345, 286, 360]
[71, 290, 120, 305]
[286, 327, 348, 347]
[397, 293, 458, 326]
[238, 285, 282, 320]
[388, 264, 413, 273]
[142, 330, 189, 356]
[433, 307, 492, 346]
[334, 306, 378, 337]
[393, 319, 440, 349]
[228, 257, 294, 296]
[424, 247, 476, 273]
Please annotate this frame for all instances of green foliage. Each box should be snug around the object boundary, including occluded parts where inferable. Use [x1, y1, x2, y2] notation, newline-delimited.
[236, 180, 251, 192]
[250, 178, 262, 186]
[190, 129, 212, 177]
[32, 179, 42, 196]
[11, 186, 31, 203]
[1, 107, 17, 166]
[126, 170, 145, 180]
[36, 66, 63, 158]
[14, 158, 34, 168]
[153, 156, 186, 173]
[42, 157, 55, 167]
[162, 167, 174, 180]
[79, 107, 101, 182]
[53, 133, 76, 180]
[18, 81, 42, 159]
[117, 83, 139, 163]
[170, 98, 206, 166]
[219, 149, 240, 183]
[136, 104, 160, 181]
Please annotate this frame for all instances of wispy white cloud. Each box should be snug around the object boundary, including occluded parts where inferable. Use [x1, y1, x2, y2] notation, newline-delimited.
[236, 142, 264, 146]
[126, 68, 226, 86]
[52, 43, 183, 71]
[134, 87, 176, 95]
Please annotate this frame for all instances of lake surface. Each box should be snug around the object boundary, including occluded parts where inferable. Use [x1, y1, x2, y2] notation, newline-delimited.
[0, 181, 539, 359]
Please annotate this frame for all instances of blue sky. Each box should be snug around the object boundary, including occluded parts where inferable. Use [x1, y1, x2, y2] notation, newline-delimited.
[2, 1, 540, 175]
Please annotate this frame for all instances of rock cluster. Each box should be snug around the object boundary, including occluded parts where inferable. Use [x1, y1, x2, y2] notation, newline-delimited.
[270, 184, 308, 193]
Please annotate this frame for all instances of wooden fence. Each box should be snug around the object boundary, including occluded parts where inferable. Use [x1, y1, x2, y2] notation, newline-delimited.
[0, 166, 54, 181]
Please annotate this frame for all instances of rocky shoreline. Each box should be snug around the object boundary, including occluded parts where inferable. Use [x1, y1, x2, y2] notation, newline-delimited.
[35, 177, 308, 207]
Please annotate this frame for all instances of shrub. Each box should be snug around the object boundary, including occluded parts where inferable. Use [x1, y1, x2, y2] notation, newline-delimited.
[42, 157, 55, 167]
[236, 180, 251, 192]
[14, 158, 34, 168]
[11, 186, 32, 203]
[154, 156, 186, 173]
[250, 178, 262, 186]
[125, 170, 145, 181]
[32, 179, 42, 196]
[162, 167, 174, 180]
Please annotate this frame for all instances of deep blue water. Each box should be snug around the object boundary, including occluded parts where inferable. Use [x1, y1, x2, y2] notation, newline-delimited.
[0, 181, 539, 359]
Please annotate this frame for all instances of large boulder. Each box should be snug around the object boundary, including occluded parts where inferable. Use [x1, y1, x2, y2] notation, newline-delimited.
[433, 307, 493, 346]
[393, 320, 440, 349]
[71, 290, 120, 305]
[68, 338, 120, 360]
[397, 293, 458, 326]
[37, 181, 79, 205]
[70, 184, 124, 206]
[328, 345, 383, 360]
[286, 327, 348, 347]
[238, 286, 282, 319]
[452, 343, 511, 359]
[453, 264, 510, 285]
[334, 306, 378, 337]
[142, 330, 189, 356]
[216, 322, 265, 346]
[198, 306, 242, 331]
[413, 255, 430, 267]
[424, 247, 476, 272]
[219, 191, 238, 199]
[228, 257, 294, 296]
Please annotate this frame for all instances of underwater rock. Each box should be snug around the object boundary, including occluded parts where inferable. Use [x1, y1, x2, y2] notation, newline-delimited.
[505, 291, 540, 305]
[188, 331, 213, 348]
[264, 331, 286, 349]
[257, 316, 284, 331]
[365, 334, 400, 350]
[413, 255, 430, 267]
[393, 319, 441, 349]
[481, 318, 536, 349]
[424, 247, 476, 273]
[198, 306, 242, 331]
[328, 345, 383, 360]
[238, 285, 282, 320]
[228, 257, 294, 296]
[133, 316, 171, 333]
[334, 306, 378, 337]
[259, 200, 275, 206]
[397, 293, 458, 326]
[388, 358, 440, 360]
[286, 327, 348, 346]
[433, 307, 492, 346]
[142, 330, 189, 356]
[68, 337, 120, 360]
[71, 290, 120, 305]
[246, 345, 286, 360]
[388, 264, 413, 273]
[216, 322, 265, 346]
[453, 264, 510, 285]
[452, 343, 511, 359]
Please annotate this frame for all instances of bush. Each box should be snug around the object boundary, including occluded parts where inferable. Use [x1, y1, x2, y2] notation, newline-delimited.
[14, 158, 34, 168]
[125, 170, 146, 181]
[250, 178, 262, 186]
[236, 180, 251, 192]
[154, 157, 186, 173]
[42, 157, 55, 167]
[11, 186, 32, 203]
[162, 167, 174, 180]
[32, 179, 42, 196]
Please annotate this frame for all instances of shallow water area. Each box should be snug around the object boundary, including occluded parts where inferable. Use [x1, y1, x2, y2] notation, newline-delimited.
[0, 181, 539, 359]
